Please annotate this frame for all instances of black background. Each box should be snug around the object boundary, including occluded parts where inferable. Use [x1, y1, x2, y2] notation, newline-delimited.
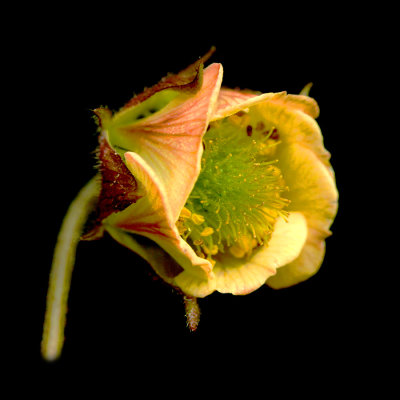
[11, 4, 381, 391]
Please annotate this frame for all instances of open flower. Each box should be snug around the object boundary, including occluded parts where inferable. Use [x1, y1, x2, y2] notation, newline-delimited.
[42, 50, 338, 360]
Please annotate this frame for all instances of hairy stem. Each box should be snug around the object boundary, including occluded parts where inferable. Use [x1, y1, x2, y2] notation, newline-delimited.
[184, 295, 201, 332]
[41, 176, 100, 361]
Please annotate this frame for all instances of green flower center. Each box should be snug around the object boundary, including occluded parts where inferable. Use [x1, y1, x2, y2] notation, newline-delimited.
[178, 112, 289, 262]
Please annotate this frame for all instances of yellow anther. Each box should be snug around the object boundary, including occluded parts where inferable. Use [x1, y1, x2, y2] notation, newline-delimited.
[176, 220, 187, 235]
[200, 227, 214, 237]
[180, 207, 192, 219]
[229, 244, 246, 258]
[203, 244, 218, 255]
[193, 239, 204, 245]
[229, 235, 257, 258]
[192, 213, 205, 225]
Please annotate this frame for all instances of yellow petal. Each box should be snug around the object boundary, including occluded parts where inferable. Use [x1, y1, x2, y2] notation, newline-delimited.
[254, 96, 332, 175]
[278, 143, 338, 234]
[212, 88, 327, 172]
[273, 93, 320, 118]
[173, 271, 217, 298]
[267, 225, 329, 289]
[210, 212, 308, 295]
[266, 143, 338, 288]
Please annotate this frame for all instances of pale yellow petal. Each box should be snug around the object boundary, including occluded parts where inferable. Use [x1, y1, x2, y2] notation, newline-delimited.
[213, 88, 328, 173]
[266, 224, 329, 289]
[254, 98, 332, 174]
[273, 93, 320, 118]
[173, 271, 217, 298]
[206, 212, 308, 295]
[267, 143, 338, 288]
[277, 143, 338, 232]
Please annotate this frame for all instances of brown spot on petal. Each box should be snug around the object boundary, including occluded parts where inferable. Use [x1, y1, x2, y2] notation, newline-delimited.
[246, 125, 253, 136]
[255, 121, 265, 131]
[270, 128, 279, 140]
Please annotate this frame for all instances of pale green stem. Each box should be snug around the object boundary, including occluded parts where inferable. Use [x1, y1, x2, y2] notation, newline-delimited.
[41, 176, 100, 361]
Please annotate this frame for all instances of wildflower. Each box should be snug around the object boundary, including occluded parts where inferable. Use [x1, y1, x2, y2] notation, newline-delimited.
[42, 49, 338, 360]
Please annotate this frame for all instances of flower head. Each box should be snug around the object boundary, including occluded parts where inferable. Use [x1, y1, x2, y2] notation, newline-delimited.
[42, 50, 338, 360]
[87, 52, 337, 297]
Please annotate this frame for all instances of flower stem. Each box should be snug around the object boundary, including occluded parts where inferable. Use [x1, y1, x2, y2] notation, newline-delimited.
[41, 176, 100, 361]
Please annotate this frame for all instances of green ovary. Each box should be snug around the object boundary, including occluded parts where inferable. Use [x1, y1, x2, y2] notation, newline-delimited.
[178, 112, 290, 262]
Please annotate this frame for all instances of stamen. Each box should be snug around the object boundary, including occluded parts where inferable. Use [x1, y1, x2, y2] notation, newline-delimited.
[200, 227, 214, 237]
[180, 207, 192, 219]
[178, 115, 288, 262]
[192, 213, 205, 225]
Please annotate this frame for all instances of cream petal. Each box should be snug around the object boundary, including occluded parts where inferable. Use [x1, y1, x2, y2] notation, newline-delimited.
[272, 93, 320, 118]
[267, 143, 338, 288]
[109, 63, 223, 222]
[212, 88, 328, 173]
[254, 99, 332, 175]
[211, 212, 308, 295]
[266, 225, 328, 289]
[173, 271, 217, 298]
[277, 143, 338, 231]
[106, 151, 214, 281]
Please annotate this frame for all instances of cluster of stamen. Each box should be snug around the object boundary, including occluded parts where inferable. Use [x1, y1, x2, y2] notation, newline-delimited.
[177, 110, 290, 265]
